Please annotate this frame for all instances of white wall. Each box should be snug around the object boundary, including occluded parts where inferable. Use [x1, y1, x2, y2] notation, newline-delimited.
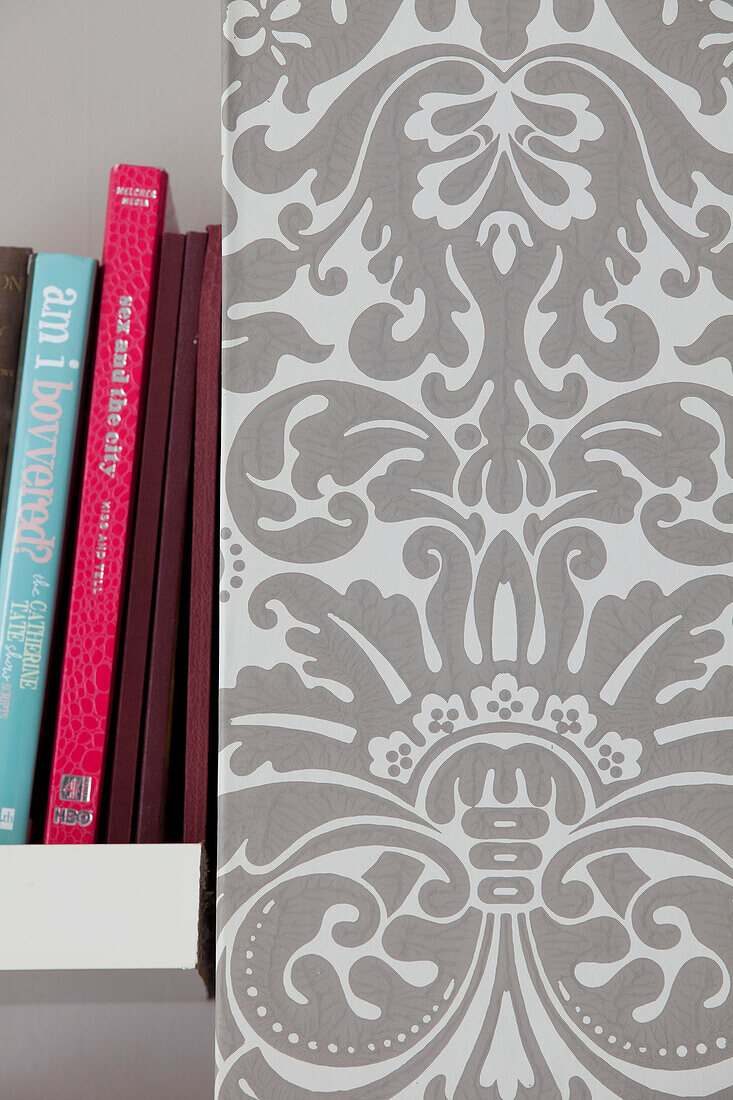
[0, 0, 221, 256]
[1, 1000, 216, 1100]
[0, 3, 220, 1097]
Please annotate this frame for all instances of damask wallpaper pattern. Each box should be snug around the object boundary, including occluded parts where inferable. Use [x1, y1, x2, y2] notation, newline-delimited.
[218, 3, 733, 1097]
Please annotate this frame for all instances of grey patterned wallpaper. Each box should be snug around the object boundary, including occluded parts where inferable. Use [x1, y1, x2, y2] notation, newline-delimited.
[218, 3, 733, 1097]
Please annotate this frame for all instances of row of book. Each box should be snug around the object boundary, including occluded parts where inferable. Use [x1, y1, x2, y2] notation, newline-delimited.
[0, 164, 220, 847]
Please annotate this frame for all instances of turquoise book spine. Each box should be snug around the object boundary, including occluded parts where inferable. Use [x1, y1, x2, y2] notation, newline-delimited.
[0, 253, 96, 843]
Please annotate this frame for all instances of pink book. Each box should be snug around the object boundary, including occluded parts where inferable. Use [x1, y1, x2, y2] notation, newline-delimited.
[44, 164, 167, 844]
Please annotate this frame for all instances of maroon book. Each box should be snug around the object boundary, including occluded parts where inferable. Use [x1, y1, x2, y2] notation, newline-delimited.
[104, 233, 185, 843]
[184, 225, 221, 844]
[135, 232, 207, 843]
[0, 247, 32, 504]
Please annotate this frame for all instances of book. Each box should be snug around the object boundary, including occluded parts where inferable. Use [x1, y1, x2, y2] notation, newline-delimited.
[0, 247, 33, 505]
[44, 165, 167, 844]
[162, 498, 193, 842]
[0, 254, 97, 844]
[104, 232, 185, 843]
[184, 225, 221, 845]
[135, 231, 207, 843]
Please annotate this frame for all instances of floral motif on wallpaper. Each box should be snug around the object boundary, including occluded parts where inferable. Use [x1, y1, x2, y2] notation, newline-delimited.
[219, 2, 733, 1097]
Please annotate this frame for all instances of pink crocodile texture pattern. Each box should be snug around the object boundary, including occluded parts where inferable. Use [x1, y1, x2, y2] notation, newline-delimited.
[44, 165, 166, 843]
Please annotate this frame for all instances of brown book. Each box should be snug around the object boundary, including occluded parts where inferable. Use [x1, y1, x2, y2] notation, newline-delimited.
[104, 234, 186, 842]
[184, 225, 221, 844]
[135, 232, 207, 843]
[0, 247, 32, 506]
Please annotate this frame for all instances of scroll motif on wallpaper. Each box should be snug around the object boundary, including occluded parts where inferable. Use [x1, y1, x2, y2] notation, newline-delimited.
[219, 3, 733, 1097]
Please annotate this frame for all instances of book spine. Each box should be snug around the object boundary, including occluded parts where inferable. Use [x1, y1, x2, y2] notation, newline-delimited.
[184, 225, 221, 844]
[44, 166, 166, 844]
[135, 232, 207, 843]
[0, 247, 33, 503]
[0, 254, 96, 843]
[105, 232, 185, 843]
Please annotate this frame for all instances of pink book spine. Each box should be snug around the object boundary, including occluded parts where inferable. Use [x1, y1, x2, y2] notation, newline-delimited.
[44, 164, 167, 844]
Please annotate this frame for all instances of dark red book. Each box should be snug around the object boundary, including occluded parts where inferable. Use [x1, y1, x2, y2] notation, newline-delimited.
[134, 232, 207, 843]
[184, 225, 221, 844]
[45, 165, 167, 844]
[0, 247, 32, 504]
[104, 233, 185, 843]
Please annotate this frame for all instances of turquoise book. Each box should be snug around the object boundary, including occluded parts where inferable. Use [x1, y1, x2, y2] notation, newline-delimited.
[0, 254, 96, 843]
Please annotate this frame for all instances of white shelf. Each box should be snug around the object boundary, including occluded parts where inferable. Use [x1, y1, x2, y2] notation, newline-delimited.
[0, 843, 210, 1003]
